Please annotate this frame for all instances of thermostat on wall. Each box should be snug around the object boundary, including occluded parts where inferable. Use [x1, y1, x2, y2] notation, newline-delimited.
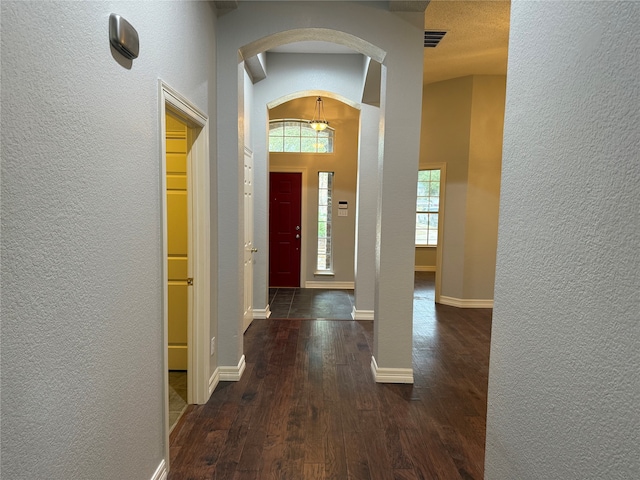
[109, 13, 139, 60]
[338, 201, 348, 209]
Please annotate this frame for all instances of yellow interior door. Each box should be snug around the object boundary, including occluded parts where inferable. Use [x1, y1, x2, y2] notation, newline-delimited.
[166, 113, 189, 370]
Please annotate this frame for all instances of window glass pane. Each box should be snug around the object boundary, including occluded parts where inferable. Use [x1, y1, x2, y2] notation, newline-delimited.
[429, 197, 440, 211]
[417, 198, 430, 212]
[269, 122, 284, 134]
[416, 213, 429, 227]
[301, 124, 316, 137]
[316, 138, 329, 153]
[415, 228, 428, 244]
[284, 121, 300, 136]
[325, 137, 333, 153]
[418, 170, 431, 182]
[417, 181, 429, 197]
[319, 173, 328, 188]
[269, 137, 284, 152]
[431, 170, 440, 182]
[429, 181, 440, 197]
[284, 137, 300, 152]
[319, 190, 329, 206]
[318, 222, 327, 237]
[300, 137, 316, 152]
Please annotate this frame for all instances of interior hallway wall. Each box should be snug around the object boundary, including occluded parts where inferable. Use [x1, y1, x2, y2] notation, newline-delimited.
[419, 75, 505, 302]
[0, 2, 217, 478]
[485, 2, 639, 478]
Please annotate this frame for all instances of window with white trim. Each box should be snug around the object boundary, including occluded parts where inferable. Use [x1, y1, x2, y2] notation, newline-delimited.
[416, 169, 440, 246]
[269, 119, 334, 153]
[317, 172, 333, 271]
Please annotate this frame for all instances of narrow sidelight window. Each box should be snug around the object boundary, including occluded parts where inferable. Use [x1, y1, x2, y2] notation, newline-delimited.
[317, 172, 334, 271]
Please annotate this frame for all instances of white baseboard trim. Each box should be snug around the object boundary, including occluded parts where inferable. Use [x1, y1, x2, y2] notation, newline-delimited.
[439, 296, 494, 308]
[151, 460, 167, 480]
[208, 368, 220, 396]
[219, 355, 246, 381]
[414, 265, 436, 272]
[253, 305, 271, 319]
[305, 281, 355, 289]
[370, 356, 414, 384]
[351, 306, 375, 320]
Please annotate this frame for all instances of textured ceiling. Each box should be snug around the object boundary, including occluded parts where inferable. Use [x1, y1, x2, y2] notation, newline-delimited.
[423, 0, 511, 85]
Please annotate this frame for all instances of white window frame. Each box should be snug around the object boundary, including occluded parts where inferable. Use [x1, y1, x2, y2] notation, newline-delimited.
[416, 168, 441, 247]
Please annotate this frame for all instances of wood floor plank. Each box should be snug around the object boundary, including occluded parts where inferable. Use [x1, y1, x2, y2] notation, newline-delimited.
[344, 430, 373, 480]
[168, 274, 491, 480]
[304, 463, 325, 480]
[323, 400, 348, 480]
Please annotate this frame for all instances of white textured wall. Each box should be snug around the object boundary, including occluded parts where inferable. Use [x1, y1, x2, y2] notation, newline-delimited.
[354, 104, 380, 314]
[0, 1, 216, 478]
[485, 2, 640, 479]
[421, 76, 473, 299]
[464, 75, 504, 300]
[420, 75, 505, 301]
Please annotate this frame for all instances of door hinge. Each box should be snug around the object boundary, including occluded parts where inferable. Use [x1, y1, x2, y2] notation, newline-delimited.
[187, 278, 194, 286]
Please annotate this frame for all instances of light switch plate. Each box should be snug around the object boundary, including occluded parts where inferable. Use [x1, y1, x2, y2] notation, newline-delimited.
[338, 210, 348, 217]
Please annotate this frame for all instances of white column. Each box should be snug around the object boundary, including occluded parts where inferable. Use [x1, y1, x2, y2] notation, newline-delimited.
[353, 104, 379, 320]
[372, 29, 424, 383]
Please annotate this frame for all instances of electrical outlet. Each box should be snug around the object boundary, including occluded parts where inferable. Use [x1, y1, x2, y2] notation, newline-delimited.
[210, 337, 215, 356]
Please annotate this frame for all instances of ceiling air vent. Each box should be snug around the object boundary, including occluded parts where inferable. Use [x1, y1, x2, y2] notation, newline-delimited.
[424, 31, 447, 48]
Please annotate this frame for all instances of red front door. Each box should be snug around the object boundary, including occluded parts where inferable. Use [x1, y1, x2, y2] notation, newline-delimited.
[269, 172, 302, 287]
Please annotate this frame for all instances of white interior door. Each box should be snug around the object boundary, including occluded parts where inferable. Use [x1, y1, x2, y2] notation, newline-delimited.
[243, 148, 254, 332]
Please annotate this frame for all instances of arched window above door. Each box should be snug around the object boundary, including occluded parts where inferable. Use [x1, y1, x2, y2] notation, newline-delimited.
[269, 119, 334, 153]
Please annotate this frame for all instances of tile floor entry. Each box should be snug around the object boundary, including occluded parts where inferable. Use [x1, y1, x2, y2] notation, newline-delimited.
[268, 287, 355, 319]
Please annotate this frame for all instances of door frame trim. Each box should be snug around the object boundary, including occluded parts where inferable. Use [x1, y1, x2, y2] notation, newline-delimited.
[268, 168, 307, 288]
[243, 147, 254, 333]
[159, 81, 211, 469]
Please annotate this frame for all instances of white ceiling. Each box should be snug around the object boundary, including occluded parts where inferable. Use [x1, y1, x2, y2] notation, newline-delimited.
[265, 1, 511, 86]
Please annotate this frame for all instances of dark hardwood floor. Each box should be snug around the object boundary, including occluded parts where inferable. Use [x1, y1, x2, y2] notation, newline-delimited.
[168, 273, 492, 479]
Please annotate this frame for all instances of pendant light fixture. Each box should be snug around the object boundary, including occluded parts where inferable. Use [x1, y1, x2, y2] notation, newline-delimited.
[309, 96, 329, 131]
